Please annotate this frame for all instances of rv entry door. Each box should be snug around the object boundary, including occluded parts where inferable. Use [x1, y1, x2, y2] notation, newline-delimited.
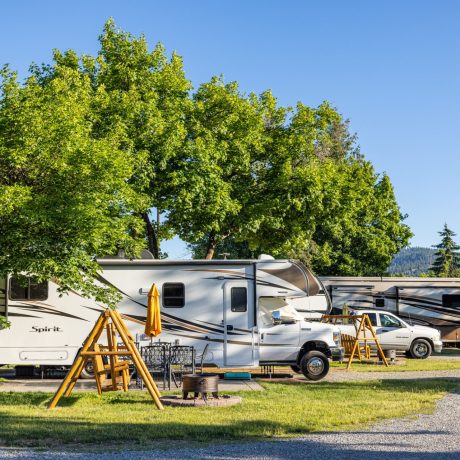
[223, 281, 256, 367]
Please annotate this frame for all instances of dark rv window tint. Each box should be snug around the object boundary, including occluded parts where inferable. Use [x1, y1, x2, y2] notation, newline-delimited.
[375, 297, 385, 308]
[9, 277, 48, 301]
[442, 294, 460, 310]
[163, 283, 185, 308]
[231, 287, 247, 312]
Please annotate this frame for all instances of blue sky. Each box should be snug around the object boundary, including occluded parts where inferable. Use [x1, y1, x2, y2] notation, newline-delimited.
[2, 1, 459, 258]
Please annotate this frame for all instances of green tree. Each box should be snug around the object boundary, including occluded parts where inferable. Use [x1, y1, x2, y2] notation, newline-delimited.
[309, 160, 412, 275]
[166, 78, 268, 259]
[0, 62, 146, 305]
[45, 21, 411, 274]
[430, 224, 460, 277]
[34, 19, 192, 258]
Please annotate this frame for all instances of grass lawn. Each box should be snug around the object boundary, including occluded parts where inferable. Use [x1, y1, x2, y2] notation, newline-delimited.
[0, 379, 457, 448]
[330, 357, 460, 372]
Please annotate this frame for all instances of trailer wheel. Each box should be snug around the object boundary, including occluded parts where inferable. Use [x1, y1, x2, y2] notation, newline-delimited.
[290, 365, 302, 374]
[80, 359, 95, 379]
[409, 339, 432, 359]
[300, 351, 329, 381]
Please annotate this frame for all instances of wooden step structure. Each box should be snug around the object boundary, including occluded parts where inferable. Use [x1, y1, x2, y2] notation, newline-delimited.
[322, 314, 388, 369]
[48, 308, 163, 410]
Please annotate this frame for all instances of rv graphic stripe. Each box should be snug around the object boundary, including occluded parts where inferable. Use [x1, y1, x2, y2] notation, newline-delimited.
[10, 302, 89, 322]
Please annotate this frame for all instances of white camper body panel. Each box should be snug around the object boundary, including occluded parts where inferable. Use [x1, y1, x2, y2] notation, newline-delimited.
[0, 259, 331, 368]
[320, 277, 460, 343]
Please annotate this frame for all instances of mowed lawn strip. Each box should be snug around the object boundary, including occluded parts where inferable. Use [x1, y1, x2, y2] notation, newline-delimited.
[0, 379, 457, 447]
[330, 357, 460, 372]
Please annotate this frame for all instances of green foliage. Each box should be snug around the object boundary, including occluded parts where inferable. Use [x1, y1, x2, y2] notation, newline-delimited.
[430, 224, 460, 277]
[0, 315, 11, 329]
[387, 247, 436, 276]
[0, 18, 412, 296]
[0, 59, 146, 305]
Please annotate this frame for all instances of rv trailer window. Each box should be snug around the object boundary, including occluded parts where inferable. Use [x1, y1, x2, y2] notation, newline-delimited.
[375, 297, 385, 308]
[163, 283, 185, 308]
[231, 287, 247, 312]
[9, 277, 48, 301]
[442, 294, 460, 310]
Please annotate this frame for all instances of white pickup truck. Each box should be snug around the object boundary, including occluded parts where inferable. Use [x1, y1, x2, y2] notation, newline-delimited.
[337, 309, 443, 359]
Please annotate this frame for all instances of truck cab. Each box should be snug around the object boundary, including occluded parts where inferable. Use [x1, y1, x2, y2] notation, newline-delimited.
[258, 297, 343, 379]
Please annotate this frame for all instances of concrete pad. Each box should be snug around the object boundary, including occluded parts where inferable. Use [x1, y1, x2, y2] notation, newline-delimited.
[0, 378, 263, 393]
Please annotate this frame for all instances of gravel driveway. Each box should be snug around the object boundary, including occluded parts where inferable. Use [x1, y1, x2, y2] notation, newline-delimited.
[0, 389, 459, 459]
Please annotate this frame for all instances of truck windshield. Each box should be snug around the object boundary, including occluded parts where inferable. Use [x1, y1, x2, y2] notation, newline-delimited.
[259, 297, 302, 326]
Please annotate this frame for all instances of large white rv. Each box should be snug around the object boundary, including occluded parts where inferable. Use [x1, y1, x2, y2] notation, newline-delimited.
[0, 257, 342, 380]
[320, 276, 460, 345]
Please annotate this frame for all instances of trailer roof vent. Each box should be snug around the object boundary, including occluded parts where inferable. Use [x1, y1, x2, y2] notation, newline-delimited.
[258, 254, 275, 260]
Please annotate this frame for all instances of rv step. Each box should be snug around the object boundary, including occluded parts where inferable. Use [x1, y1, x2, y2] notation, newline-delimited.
[223, 372, 251, 380]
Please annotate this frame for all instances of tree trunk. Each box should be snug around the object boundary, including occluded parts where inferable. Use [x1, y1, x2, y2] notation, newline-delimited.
[205, 231, 217, 260]
[142, 212, 160, 259]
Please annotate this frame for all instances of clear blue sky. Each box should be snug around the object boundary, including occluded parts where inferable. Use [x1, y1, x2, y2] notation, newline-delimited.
[2, 1, 459, 258]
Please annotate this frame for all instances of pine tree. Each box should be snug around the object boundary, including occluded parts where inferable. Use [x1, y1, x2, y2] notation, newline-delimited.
[431, 224, 460, 277]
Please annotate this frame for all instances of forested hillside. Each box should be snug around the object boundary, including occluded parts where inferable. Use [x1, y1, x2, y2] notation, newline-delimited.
[387, 247, 436, 276]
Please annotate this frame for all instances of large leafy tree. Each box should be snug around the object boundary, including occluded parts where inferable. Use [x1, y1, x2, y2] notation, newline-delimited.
[1, 19, 411, 286]
[95, 20, 192, 258]
[0, 62, 146, 304]
[38, 19, 192, 258]
[430, 224, 460, 277]
[166, 78, 268, 259]
[309, 160, 412, 275]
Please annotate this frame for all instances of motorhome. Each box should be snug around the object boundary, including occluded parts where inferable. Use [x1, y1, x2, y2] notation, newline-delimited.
[0, 257, 342, 380]
[320, 276, 460, 345]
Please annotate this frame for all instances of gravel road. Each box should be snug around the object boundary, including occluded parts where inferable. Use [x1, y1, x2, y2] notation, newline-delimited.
[0, 389, 459, 459]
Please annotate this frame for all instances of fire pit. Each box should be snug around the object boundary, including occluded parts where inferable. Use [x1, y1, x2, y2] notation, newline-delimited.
[182, 374, 219, 401]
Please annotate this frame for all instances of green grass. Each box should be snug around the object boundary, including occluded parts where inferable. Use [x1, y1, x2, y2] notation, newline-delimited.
[331, 357, 460, 372]
[0, 379, 457, 448]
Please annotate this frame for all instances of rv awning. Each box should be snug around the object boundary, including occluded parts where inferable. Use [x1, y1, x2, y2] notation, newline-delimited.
[145, 284, 162, 337]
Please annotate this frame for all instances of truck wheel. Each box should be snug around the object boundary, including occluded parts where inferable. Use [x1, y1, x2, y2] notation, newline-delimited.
[409, 339, 432, 359]
[80, 360, 95, 379]
[300, 351, 329, 381]
[290, 365, 302, 374]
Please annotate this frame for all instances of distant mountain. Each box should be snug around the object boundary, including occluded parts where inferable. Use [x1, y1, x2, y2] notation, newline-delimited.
[387, 247, 436, 276]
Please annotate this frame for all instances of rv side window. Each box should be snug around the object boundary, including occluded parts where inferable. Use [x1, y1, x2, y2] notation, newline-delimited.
[442, 294, 460, 310]
[9, 277, 48, 301]
[375, 297, 385, 308]
[163, 283, 185, 308]
[231, 287, 247, 312]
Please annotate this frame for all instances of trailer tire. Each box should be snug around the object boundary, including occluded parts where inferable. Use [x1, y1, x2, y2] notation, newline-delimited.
[290, 365, 302, 374]
[300, 351, 329, 381]
[80, 359, 95, 379]
[409, 339, 432, 359]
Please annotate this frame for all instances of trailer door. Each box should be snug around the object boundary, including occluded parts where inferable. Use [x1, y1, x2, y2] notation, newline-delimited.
[223, 281, 256, 367]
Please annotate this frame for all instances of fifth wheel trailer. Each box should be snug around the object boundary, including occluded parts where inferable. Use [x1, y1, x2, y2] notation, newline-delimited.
[320, 276, 460, 345]
[0, 257, 342, 380]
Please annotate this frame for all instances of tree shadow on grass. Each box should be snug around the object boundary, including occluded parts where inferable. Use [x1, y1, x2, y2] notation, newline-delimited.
[0, 414, 458, 460]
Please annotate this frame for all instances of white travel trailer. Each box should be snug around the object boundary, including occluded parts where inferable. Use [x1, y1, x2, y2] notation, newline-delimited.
[320, 276, 460, 345]
[0, 257, 342, 380]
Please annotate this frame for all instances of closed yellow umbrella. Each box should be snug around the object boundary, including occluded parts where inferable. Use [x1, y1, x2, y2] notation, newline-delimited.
[145, 284, 162, 337]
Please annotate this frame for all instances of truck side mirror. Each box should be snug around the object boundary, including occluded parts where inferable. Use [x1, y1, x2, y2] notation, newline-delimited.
[271, 311, 282, 325]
